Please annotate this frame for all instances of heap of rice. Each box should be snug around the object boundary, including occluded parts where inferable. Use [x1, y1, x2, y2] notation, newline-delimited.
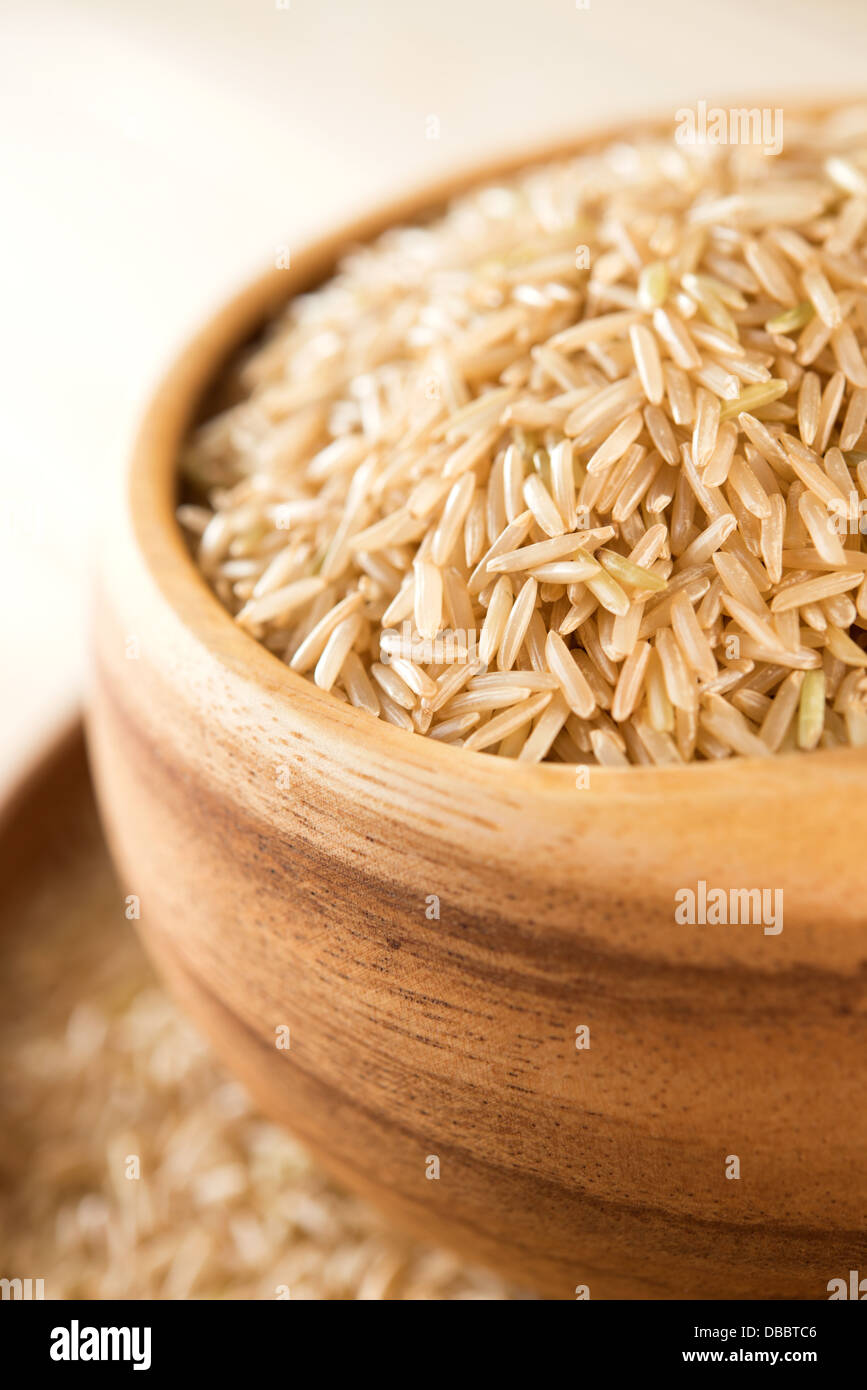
[180, 107, 867, 766]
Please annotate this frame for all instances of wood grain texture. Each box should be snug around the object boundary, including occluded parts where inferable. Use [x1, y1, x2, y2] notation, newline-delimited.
[87, 115, 867, 1300]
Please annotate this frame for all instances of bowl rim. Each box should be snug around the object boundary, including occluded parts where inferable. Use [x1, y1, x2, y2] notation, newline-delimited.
[127, 102, 867, 792]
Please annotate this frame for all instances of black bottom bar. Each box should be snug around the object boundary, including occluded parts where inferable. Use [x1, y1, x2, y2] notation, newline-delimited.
[3, 1297, 863, 1374]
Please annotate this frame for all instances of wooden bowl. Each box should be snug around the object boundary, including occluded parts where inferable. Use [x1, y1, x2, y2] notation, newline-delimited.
[87, 120, 867, 1301]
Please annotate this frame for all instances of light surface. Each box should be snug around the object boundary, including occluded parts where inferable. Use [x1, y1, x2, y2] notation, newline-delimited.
[2, 0, 867, 785]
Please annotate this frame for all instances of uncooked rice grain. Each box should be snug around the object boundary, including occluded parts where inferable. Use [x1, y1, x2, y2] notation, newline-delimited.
[181, 106, 867, 764]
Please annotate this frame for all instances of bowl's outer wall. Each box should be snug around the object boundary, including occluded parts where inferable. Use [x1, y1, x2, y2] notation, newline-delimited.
[88, 130, 867, 1299]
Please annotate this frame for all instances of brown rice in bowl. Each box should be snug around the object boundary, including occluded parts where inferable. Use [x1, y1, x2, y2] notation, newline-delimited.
[180, 106, 867, 767]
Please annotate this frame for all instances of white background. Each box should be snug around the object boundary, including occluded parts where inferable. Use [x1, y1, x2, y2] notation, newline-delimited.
[3, 0, 867, 786]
